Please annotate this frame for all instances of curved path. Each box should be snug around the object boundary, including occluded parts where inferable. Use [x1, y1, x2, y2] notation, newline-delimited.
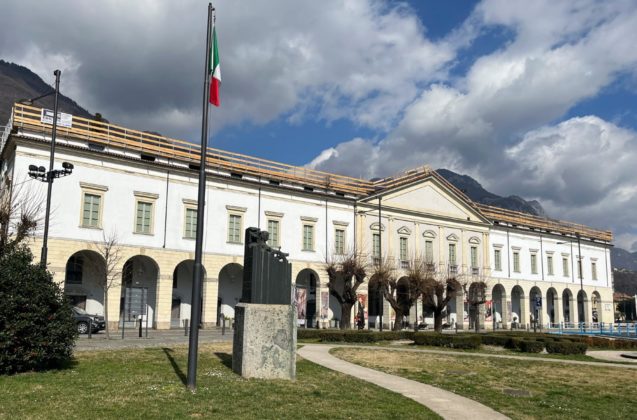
[298, 344, 509, 420]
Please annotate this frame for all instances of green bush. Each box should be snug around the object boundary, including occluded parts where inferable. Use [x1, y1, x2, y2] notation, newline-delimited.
[545, 341, 587, 355]
[318, 331, 345, 342]
[342, 331, 376, 343]
[413, 333, 481, 349]
[518, 340, 544, 353]
[0, 246, 77, 374]
[481, 334, 513, 347]
[297, 329, 322, 340]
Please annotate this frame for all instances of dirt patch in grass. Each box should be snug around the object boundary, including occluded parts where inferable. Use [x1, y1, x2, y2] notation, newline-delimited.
[332, 347, 637, 420]
[0, 343, 439, 419]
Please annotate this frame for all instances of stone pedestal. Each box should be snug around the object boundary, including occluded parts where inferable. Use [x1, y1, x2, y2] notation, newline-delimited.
[232, 303, 296, 380]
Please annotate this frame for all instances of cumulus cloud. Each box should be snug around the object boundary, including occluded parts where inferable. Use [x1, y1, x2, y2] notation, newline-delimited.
[0, 0, 455, 140]
[309, 0, 637, 243]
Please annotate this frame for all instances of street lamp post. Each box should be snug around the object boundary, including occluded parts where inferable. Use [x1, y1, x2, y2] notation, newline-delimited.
[23, 70, 74, 266]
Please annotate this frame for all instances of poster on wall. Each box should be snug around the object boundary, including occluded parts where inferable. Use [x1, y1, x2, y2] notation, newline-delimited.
[485, 300, 493, 322]
[356, 294, 368, 320]
[295, 288, 307, 325]
[320, 291, 329, 320]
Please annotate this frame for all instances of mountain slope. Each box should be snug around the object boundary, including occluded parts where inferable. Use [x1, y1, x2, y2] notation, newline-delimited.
[436, 168, 547, 217]
[611, 248, 637, 271]
[0, 60, 92, 126]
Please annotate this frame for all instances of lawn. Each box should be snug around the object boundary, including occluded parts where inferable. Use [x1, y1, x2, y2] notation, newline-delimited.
[0, 343, 438, 419]
[332, 347, 637, 420]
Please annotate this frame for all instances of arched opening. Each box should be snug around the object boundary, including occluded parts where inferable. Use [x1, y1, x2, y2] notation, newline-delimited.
[491, 284, 506, 329]
[172, 260, 207, 328]
[591, 291, 602, 323]
[577, 289, 589, 324]
[368, 275, 383, 329]
[529, 286, 542, 325]
[64, 250, 105, 315]
[511, 285, 525, 328]
[468, 282, 487, 330]
[328, 272, 345, 328]
[546, 287, 558, 326]
[562, 288, 573, 324]
[396, 277, 411, 329]
[119, 255, 159, 328]
[217, 263, 243, 325]
[295, 269, 319, 328]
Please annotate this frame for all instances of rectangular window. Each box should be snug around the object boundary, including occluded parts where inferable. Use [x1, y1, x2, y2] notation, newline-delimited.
[592, 262, 598, 280]
[372, 233, 381, 257]
[547, 255, 554, 276]
[82, 193, 101, 228]
[513, 251, 520, 273]
[135, 201, 153, 234]
[470, 246, 478, 268]
[228, 214, 242, 243]
[184, 208, 197, 239]
[530, 254, 538, 274]
[577, 258, 582, 279]
[400, 237, 408, 261]
[303, 224, 314, 251]
[448, 243, 457, 266]
[267, 220, 280, 247]
[494, 249, 502, 271]
[425, 240, 434, 264]
[335, 229, 345, 255]
[563, 257, 569, 277]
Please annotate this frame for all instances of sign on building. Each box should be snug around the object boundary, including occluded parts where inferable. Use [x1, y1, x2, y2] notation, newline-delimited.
[41, 108, 73, 128]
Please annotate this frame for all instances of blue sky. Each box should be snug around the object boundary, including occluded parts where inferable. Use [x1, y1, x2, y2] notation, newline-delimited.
[1, 0, 636, 250]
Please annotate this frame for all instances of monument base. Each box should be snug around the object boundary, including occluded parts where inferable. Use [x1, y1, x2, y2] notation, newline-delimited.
[232, 303, 296, 380]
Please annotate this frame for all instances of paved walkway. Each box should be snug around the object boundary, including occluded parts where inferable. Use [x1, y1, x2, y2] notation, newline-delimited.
[587, 350, 637, 364]
[74, 329, 232, 352]
[298, 344, 509, 420]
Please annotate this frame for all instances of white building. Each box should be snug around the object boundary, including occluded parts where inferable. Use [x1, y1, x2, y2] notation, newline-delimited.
[0, 103, 614, 330]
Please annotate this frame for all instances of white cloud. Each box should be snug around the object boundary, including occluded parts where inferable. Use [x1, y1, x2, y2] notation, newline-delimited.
[0, 0, 455, 140]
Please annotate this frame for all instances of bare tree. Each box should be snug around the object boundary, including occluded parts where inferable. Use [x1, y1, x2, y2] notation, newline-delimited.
[0, 179, 43, 254]
[463, 279, 488, 332]
[90, 231, 123, 339]
[371, 255, 420, 331]
[325, 250, 367, 330]
[421, 264, 464, 333]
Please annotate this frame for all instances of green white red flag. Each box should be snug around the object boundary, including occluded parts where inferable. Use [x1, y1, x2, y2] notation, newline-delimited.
[209, 25, 221, 106]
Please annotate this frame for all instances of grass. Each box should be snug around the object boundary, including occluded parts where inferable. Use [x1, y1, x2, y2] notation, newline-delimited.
[0, 343, 439, 419]
[332, 347, 637, 420]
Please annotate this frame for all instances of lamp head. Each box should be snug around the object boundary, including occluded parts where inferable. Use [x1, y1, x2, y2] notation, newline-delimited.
[28, 165, 38, 172]
[38, 166, 46, 173]
[62, 162, 74, 171]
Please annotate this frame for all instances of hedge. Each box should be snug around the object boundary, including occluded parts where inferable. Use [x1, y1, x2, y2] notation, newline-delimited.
[413, 333, 481, 349]
[546, 341, 588, 355]
[296, 329, 414, 343]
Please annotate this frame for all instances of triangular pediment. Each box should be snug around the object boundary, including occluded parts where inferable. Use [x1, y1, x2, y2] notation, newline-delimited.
[373, 177, 488, 223]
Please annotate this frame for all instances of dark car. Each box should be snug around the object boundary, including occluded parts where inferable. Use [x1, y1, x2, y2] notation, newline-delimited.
[72, 307, 106, 334]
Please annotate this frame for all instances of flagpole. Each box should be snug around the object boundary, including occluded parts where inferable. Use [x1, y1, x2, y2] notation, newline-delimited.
[187, 2, 214, 391]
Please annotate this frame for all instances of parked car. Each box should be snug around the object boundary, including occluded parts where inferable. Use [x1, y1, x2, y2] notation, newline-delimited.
[72, 307, 105, 334]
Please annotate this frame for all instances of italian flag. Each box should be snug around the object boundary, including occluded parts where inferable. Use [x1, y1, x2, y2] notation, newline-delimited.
[209, 26, 221, 106]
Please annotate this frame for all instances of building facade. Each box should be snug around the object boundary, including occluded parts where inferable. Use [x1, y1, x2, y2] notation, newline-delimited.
[0, 104, 614, 330]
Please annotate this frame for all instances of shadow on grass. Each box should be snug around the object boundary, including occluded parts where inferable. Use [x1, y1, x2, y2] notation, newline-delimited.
[214, 352, 232, 370]
[162, 348, 186, 385]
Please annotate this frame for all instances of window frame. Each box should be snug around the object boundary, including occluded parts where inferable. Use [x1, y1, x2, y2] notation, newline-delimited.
[133, 191, 158, 235]
[226, 205, 247, 244]
[79, 182, 108, 229]
[334, 228, 345, 255]
[267, 219, 280, 248]
[513, 251, 521, 273]
[530, 253, 538, 274]
[494, 248, 502, 271]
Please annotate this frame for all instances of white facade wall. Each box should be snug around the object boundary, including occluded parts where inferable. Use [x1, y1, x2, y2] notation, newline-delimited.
[5, 134, 615, 329]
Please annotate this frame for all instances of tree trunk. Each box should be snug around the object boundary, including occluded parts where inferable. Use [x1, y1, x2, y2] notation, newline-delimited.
[393, 308, 406, 331]
[434, 310, 444, 333]
[104, 290, 110, 339]
[340, 302, 353, 329]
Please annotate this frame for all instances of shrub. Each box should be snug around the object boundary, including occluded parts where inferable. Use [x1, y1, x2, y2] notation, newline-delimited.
[518, 340, 544, 353]
[413, 333, 481, 349]
[0, 246, 77, 374]
[297, 329, 322, 340]
[481, 334, 512, 347]
[318, 331, 345, 342]
[342, 331, 376, 343]
[545, 341, 587, 355]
